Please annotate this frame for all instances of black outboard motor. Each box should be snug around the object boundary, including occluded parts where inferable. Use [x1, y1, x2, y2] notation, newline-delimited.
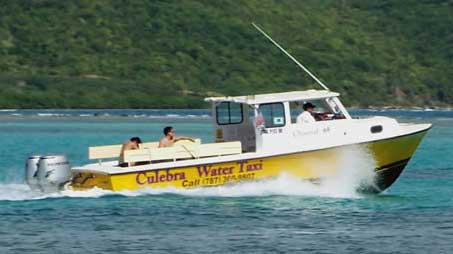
[25, 155, 71, 192]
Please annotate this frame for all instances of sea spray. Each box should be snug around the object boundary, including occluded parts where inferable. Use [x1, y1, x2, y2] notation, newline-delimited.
[0, 184, 50, 201]
[0, 175, 370, 202]
[318, 145, 377, 196]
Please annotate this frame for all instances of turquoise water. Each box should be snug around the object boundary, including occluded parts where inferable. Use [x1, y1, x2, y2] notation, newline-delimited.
[0, 109, 452, 253]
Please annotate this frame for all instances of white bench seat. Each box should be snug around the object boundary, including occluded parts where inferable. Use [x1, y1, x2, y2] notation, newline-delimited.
[88, 139, 201, 161]
[89, 142, 160, 161]
[123, 141, 242, 164]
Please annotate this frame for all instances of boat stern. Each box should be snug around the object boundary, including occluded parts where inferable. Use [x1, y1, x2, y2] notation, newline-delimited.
[69, 170, 114, 191]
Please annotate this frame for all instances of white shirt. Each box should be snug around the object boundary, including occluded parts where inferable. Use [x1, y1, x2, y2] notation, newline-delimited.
[296, 111, 316, 124]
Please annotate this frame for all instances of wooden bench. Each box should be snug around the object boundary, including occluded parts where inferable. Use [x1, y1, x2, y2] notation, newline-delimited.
[88, 139, 201, 163]
[123, 141, 242, 165]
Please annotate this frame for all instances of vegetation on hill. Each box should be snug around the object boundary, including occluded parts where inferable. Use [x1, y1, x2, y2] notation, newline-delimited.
[0, 0, 452, 108]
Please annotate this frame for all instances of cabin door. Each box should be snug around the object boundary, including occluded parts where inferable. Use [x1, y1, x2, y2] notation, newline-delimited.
[213, 102, 256, 152]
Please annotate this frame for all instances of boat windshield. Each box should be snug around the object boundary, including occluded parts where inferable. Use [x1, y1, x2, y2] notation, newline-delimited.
[290, 97, 345, 123]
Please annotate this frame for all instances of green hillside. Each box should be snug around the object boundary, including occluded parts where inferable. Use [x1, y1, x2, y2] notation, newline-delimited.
[0, 0, 452, 108]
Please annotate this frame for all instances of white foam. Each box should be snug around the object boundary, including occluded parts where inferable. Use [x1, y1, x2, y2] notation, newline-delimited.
[1, 170, 375, 201]
[132, 114, 148, 118]
[143, 114, 211, 119]
[165, 114, 181, 118]
[0, 184, 116, 201]
[319, 145, 377, 196]
[0, 184, 50, 201]
[0, 176, 358, 201]
[140, 173, 362, 198]
[37, 113, 70, 117]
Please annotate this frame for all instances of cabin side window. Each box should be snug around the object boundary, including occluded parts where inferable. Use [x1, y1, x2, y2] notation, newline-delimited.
[259, 103, 285, 128]
[216, 102, 243, 125]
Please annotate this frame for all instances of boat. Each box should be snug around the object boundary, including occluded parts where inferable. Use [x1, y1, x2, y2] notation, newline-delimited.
[24, 25, 431, 193]
[25, 88, 431, 193]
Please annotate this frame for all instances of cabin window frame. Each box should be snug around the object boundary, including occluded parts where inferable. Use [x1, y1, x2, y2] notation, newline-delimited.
[259, 102, 286, 128]
[216, 102, 244, 125]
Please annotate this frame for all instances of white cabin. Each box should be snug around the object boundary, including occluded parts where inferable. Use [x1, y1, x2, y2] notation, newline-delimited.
[205, 89, 400, 154]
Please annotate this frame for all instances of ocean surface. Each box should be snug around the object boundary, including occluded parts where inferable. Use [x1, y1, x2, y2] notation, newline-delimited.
[0, 109, 452, 253]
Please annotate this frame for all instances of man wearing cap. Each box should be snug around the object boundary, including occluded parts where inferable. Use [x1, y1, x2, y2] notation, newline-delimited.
[297, 102, 316, 124]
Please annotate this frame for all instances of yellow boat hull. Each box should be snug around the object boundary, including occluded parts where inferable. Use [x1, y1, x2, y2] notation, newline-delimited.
[70, 129, 428, 193]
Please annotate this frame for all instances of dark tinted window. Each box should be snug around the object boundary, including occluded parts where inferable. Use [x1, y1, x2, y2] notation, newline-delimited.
[371, 125, 383, 133]
[259, 103, 285, 128]
[216, 102, 243, 125]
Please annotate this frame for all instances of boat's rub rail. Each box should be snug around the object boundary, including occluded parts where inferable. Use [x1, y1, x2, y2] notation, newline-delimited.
[124, 141, 242, 165]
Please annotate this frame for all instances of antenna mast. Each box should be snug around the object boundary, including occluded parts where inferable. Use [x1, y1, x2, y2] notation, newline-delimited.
[252, 23, 330, 91]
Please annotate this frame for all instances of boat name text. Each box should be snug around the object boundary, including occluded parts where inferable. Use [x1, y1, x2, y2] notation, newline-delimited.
[136, 170, 186, 185]
[196, 160, 263, 178]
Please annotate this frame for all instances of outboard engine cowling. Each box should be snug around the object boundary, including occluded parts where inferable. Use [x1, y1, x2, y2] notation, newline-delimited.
[37, 155, 71, 192]
[25, 155, 42, 191]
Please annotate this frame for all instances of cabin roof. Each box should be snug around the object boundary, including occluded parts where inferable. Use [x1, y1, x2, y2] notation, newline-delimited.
[204, 89, 340, 105]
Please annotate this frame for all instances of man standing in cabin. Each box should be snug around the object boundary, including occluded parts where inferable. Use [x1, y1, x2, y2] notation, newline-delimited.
[119, 137, 142, 167]
[297, 102, 316, 124]
[159, 126, 195, 148]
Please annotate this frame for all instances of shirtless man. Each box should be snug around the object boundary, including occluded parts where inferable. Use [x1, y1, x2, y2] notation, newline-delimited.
[119, 137, 142, 167]
[158, 126, 195, 148]
[296, 102, 316, 124]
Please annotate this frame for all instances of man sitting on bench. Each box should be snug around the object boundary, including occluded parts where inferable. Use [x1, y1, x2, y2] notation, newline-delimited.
[159, 126, 195, 148]
[119, 137, 142, 167]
